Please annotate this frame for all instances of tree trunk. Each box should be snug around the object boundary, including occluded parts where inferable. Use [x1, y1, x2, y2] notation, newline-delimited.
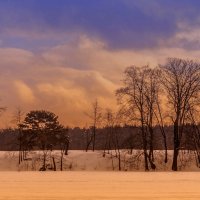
[86, 136, 92, 152]
[18, 148, 21, 165]
[86, 132, 93, 152]
[172, 147, 179, 171]
[92, 126, 96, 151]
[64, 142, 69, 155]
[52, 157, 56, 171]
[43, 153, 46, 171]
[60, 152, 63, 171]
[164, 135, 168, 163]
[144, 150, 149, 171]
[149, 126, 154, 162]
[172, 122, 180, 171]
[142, 127, 149, 171]
[118, 152, 121, 171]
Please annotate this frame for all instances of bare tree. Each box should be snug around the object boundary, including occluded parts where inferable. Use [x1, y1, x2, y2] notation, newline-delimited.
[112, 112, 124, 171]
[56, 128, 69, 171]
[103, 109, 123, 171]
[11, 107, 25, 165]
[145, 69, 168, 164]
[84, 127, 93, 152]
[154, 95, 168, 163]
[143, 68, 158, 166]
[86, 99, 102, 151]
[103, 109, 114, 156]
[116, 66, 159, 170]
[160, 58, 200, 171]
[185, 108, 200, 167]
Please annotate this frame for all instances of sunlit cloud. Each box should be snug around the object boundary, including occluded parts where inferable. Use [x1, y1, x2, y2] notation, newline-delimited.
[0, 36, 200, 127]
[0, 1, 200, 127]
[14, 80, 36, 104]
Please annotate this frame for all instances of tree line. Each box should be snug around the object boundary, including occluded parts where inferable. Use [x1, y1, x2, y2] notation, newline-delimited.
[116, 57, 200, 171]
[1, 57, 200, 171]
[85, 57, 200, 171]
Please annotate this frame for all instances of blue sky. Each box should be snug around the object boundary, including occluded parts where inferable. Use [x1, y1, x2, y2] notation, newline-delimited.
[0, 0, 200, 50]
[0, 0, 200, 127]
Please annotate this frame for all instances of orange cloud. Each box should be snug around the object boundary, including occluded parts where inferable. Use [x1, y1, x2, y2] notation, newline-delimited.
[0, 36, 200, 128]
[14, 80, 36, 104]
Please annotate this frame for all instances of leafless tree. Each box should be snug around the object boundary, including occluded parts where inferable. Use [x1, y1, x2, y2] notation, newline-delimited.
[11, 107, 25, 165]
[160, 58, 200, 171]
[143, 68, 158, 165]
[103, 110, 123, 171]
[86, 99, 102, 151]
[103, 109, 114, 156]
[84, 127, 93, 152]
[185, 108, 200, 167]
[56, 129, 69, 171]
[116, 66, 160, 170]
[145, 69, 168, 164]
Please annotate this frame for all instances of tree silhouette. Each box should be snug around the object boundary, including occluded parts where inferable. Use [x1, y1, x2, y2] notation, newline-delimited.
[160, 58, 200, 171]
[21, 110, 65, 171]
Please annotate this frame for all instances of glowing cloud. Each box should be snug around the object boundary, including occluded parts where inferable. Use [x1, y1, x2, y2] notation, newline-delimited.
[0, 1, 200, 127]
[14, 80, 36, 104]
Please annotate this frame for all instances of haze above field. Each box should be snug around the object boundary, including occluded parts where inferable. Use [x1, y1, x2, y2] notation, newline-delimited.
[0, 0, 200, 127]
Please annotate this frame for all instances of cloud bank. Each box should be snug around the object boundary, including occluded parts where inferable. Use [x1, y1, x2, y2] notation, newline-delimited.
[0, 1, 200, 127]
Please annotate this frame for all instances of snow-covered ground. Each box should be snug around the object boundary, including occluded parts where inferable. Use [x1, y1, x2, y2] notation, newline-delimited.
[0, 151, 200, 199]
[0, 150, 199, 171]
[0, 171, 200, 199]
